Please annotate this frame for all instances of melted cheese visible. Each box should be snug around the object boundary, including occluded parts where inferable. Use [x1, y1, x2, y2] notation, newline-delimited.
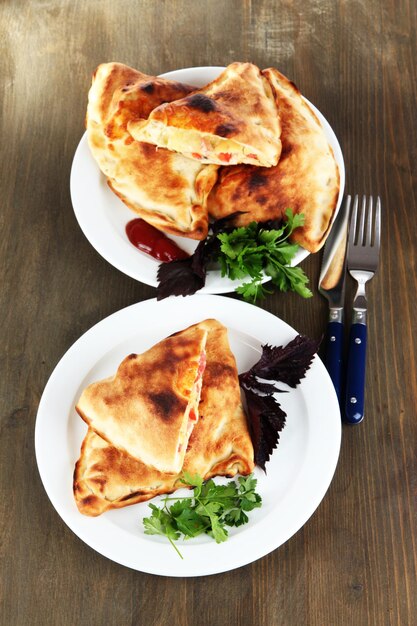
[174, 352, 206, 469]
[133, 121, 266, 166]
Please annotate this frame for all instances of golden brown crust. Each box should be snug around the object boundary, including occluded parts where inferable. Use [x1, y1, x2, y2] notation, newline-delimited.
[73, 319, 254, 516]
[207, 68, 340, 253]
[73, 429, 178, 515]
[129, 62, 282, 167]
[87, 62, 196, 138]
[86, 62, 218, 240]
[103, 147, 216, 239]
[75, 324, 208, 474]
[183, 320, 254, 479]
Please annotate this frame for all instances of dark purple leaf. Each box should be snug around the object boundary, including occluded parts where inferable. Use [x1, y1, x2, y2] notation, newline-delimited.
[240, 334, 320, 470]
[190, 239, 208, 279]
[156, 256, 206, 299]
[258, 217, 285, 231]
[251, 335, 321, 388]
[239, 372, 281, 396]
[156, 220, 228, 300]
[243, 389, 286, 471]
[211, 211, 247, 234]
[155, 213, 249, 300]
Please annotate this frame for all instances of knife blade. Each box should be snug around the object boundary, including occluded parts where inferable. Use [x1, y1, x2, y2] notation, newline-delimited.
[318, 195, 351, 402]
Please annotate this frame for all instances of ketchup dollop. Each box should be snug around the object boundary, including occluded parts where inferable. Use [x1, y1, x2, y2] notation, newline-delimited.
[126, 218, 189, 263]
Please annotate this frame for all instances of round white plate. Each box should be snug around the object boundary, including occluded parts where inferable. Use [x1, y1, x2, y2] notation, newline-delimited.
[35, 295, 341, 577]
[70, 66, 345, 292]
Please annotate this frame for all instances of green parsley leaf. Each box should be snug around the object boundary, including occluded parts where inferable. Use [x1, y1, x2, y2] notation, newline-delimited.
[284, 207, 305, 232]
[173, 508, 208, 538]
[236, 279, 273, 303]
[141, 474, 262, 557]
[215, 210, 312, 303]
[180, 471, 203, 488]
[224, 508, 249, 527]
[257, 227, 286, 244]
[209, 516, 229, 543]
[143, 503, 183, 559]
[168, 498, 194, 518]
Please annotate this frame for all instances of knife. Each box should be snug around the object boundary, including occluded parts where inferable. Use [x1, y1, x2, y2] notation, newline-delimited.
[318, 195, 351, 402]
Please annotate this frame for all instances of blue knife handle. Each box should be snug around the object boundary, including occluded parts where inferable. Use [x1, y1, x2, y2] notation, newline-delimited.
[344, 323, 367, 424]
[325, 321, 344, 402]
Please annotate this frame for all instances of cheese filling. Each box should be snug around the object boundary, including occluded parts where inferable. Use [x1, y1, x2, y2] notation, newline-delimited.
[134, 121, 267, 166]
[176, 350, 206, 461]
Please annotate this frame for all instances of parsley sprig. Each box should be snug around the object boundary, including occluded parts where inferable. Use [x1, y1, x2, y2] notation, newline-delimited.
[142, 472, 262, 558]
[217, 209, 312, 302]
[157, 209, 312, 303]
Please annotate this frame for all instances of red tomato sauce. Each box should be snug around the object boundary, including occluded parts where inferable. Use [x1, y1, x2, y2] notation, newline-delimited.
[125, 218, 189, 263]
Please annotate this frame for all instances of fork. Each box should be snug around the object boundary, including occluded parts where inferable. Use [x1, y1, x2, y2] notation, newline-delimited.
[345, 195, 381, 424]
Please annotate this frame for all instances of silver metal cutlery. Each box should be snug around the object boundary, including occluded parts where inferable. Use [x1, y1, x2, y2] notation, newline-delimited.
[318, 195, 351, 401]
[319, 194, 381, 423]
[344, 195, 381, 424]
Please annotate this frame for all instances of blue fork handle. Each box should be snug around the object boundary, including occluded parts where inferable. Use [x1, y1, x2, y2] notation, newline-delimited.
[325, 321, 344, 403]
[344, 323, 367, 424]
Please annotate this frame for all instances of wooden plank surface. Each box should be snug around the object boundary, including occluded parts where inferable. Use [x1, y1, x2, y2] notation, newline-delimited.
[1, 1, 416, 624]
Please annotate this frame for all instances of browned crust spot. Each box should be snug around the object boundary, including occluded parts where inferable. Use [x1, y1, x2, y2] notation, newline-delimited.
[185, 94, 217, 112]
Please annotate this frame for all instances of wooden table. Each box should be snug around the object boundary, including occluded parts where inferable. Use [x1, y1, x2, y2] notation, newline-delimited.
[1, 1, 416, 624]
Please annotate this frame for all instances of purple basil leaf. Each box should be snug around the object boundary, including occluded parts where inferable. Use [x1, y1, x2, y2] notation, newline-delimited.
[156, 256, 206, 299]
[251, 335, 321, 388]
[239, 372, 282, 395]
[211, 211, 247, 235]
[239, 333, 320, 470]
[155, 214, 250, 300]
[190, 239, 208, 279]
[257, 217, 285, 231]
[243, 388, 287, 471]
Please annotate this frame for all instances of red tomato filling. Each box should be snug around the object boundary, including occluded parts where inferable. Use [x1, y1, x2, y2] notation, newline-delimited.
[197, 351, 206, 377]
[218, 152, 232, 162]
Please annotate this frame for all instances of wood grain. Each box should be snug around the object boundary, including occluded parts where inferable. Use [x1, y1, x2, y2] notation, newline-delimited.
[1, 1, 416, 625]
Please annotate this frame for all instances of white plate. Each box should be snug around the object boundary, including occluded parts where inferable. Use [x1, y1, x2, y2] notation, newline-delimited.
[70, 66, 345, 292]
[35, 295, 341, 577]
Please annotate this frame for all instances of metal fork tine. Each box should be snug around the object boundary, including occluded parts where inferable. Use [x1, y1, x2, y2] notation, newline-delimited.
[358, 195, 366, 245]
[349, 195, 359, 246]
[365, 196, 373, 246]
[375, 196, 381, 248]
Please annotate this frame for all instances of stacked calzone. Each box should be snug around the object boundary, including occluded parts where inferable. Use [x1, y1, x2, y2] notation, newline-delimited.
[86, 62, 218, 239]
[128, 62, 282, 167]
[207, 68, 340, 252]
[73, 319, 254, 516]
[86, 61, 340, 252]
